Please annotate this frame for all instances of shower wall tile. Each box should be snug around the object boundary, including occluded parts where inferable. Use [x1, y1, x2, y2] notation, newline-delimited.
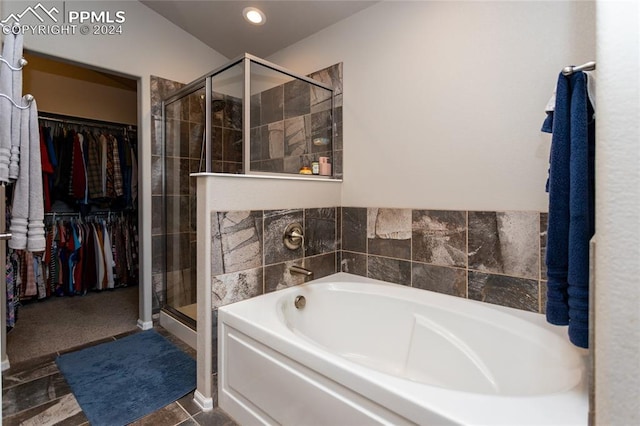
[284, 116, 311, 157]
[367, 208, 411, 260]
[211, 126, 223, 162]
[251, 159, 284, 173]
[152, 195, 163, 236]
[250, 93, 261, 128]
[334, 105, 343, 151]
[264, 209, 304, 265]
[151, 118, 162, 156]
[188, 122, 204, 159]
[260, 86, 284, 125]
[284, 79, 311, 119]
[151, 155, 162, 195]
[342, 207, 367, 253]
[250, 127, 263, 161]
[468, 211, 539, 279]
[308, 63, 343, 113]
[264, 260, 307, 293]
[212, 267, 263, 308]
[166, 233, 192, 272]
[340, 251, 367, 277]
[367, 255, 411, 286]
[540, 280, 547, 314]
[223, 96, 242, 130]
[468, 271, 539, 312]
[152, 235, 164, 275]
[166, 196, 191, 234]
[211, 211, 263, 276]
[540, 212, 548, 280]
[164, 158, 190, 195]
[222, 129, 243, 163]
[189, 92, 205, 124]
[412, 210, 467, 267]
[412, 263, 467, 298]
[337, 207, 342, 251]
[164, 119, 190, 158]
[304, 207, 336, 257]
[305, 253, 337, 280]
[310, 110, 332, 153]
[265, 121, 284, 159]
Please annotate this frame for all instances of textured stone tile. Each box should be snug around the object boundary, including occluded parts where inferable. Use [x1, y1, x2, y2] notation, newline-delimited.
[333, 149, 343, 179]
[412, 263, 466, 297]
[2, 361, 59, 391]
[336, 207, 342, 251]
[165, 119, 190, 158]
[304, 207, 336, 257]
[211, 92, 226, 128]
[334, 105, 343, 151]
[367, 255, 411, 286]
[152, 195, 163, 236]
[305, 253, 337, 280]
[340, 251, 367, 277]
[264, 209, 304, 265]
[283, 155, 304, 174]
[129, 401, 189, 426]
[189, 91, 205, 124]
[151, 155, 163, 196]
[284, 79, 311, 119]
[309, 63, 343, 113]
[166, 268, 195, 308]
[189, 122, 204, 159]
[265, 260, 307, 293]
[152, 235, 165, 275]
[368, 208, 411, 260]
[468, 271, 539, 312]
[540, 280, 548, 314]
[310, 110, 332, 153]
[412, 210, 467, 267]
[211, 126, 223, 162]
[192, 407, 239, 426]
[212, 267, 263, 308]
[212, 211, 263, 275]
[177, 391, 200, 416]
[540, 212, 548, 280]
[250, 93, 261, 128]
[342, 207, 367, 253]
[2, 373, 71, 417]
[165, 232, 192, 272]
[468, 211, 539, 279]
[260, 85, 283, 125]
[223, 96, 243, 130]
[164, 157, 190, 195]
[284, 115, 311, 157]
[250, 159, 284, 173]
[222, 129, 243, 163]
[151, 117, 162, 156]
[264, 121, 284, 159]
[2, 394, 85, 426]
[166, 196, 191, 234]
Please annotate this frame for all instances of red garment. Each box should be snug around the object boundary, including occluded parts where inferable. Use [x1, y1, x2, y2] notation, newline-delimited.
[71, 132, 87, 200]
[40, 127, 54, 211]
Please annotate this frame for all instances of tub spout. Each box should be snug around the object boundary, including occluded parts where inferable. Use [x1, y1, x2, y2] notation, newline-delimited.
[290, 265, 313, 277]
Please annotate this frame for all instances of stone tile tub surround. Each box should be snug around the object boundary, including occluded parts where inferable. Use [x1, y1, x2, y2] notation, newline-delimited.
[211, 208, 338, 308]
[341, 207, 547, 313]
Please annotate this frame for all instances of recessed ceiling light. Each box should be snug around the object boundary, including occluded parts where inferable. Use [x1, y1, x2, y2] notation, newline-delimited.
[243, 7, 266, 25]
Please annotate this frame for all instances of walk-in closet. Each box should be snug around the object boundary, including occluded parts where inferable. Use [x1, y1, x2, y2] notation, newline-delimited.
[3, 52, 140, 366]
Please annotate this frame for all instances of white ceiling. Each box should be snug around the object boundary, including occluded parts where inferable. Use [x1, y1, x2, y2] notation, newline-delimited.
[140, 1, 378, 59]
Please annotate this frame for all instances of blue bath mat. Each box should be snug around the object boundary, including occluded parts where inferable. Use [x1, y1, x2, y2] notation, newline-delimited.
[56, 330, 196, 426]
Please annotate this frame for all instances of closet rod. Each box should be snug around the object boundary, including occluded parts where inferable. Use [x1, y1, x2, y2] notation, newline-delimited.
[38, 112, 137, 132]
[562, 61, 596, 76]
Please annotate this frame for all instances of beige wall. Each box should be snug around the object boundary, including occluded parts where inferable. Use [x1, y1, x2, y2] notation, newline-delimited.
[268, 1, 596, 212]
[23, 54, 137, 124]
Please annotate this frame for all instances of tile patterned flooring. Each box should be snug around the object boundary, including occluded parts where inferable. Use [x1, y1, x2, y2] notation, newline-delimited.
[2, 327, 237, 426]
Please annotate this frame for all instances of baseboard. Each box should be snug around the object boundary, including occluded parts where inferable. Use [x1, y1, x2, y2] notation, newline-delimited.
[137, 319, 153, 330]
[159, 311, 196, 349]
[194, 390, 214, 412]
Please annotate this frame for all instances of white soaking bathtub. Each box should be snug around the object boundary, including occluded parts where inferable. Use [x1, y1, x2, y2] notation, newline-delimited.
[218, 273, 587, 425]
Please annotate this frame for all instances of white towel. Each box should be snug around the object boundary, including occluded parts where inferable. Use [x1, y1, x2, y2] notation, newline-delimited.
[9, 32, 24, 180]
[8, 100, 30, 249]
[9, 98, 45, 252]
[0, 32, 16, 182]
[584, 70, 596, 114]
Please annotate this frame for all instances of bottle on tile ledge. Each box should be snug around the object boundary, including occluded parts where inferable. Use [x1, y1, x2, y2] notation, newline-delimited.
[299, 156, 312, 175]
[319, 156, 331, 176]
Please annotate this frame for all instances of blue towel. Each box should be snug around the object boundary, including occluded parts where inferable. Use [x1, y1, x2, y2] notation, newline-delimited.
[544, 71, 595, 348]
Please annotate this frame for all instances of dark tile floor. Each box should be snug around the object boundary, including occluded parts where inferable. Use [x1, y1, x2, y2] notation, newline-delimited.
[2, 327, 237, 426]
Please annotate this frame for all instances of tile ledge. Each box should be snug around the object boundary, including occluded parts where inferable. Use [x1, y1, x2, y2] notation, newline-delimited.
[191, 172, 342, 183]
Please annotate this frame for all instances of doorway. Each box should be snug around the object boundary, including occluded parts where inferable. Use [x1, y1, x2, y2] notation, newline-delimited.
[3, 52, 141, 365]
